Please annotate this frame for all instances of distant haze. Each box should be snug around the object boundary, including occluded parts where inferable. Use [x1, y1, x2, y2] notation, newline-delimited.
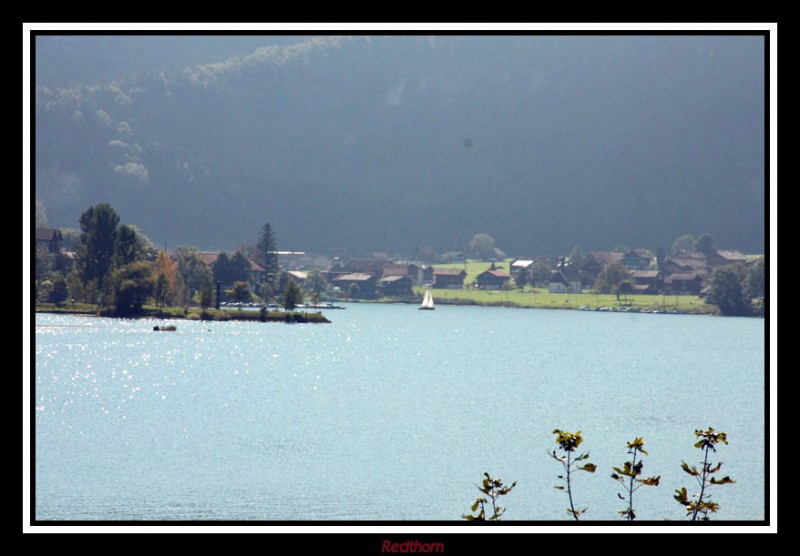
[34, 35, 765, 255]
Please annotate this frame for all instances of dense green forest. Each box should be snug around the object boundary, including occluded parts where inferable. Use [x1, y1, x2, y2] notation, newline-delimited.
[35, 35, 765, 256]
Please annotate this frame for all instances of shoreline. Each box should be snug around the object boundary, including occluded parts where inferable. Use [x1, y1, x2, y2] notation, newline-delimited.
[34, 304, 331, 323]
[333, 295, 724, 316]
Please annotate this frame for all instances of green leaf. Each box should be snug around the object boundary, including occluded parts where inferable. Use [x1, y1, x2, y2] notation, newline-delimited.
[554, 486, 565, 490]
[674, 487, 689, 505]
[471, 500, 480, 512]
[579, 463, 596, 473]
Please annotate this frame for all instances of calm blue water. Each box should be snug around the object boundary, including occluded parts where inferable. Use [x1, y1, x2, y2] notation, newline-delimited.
[34, 304, 765, 521]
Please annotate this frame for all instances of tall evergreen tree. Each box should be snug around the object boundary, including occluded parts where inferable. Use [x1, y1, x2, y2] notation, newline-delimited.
[113, 224, 144, 268]
[212, 252, 231, 286]
[229, 251, 252, 284]
[76, 204, 120, 290]
[257, 223, 279, 285]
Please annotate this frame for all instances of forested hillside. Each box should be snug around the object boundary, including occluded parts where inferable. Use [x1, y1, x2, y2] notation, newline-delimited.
[35, 35, 765, 255]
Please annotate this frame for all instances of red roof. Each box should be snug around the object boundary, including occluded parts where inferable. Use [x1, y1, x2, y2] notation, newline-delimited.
[433, 268, 466, 276]
[482, 270, 511, 278]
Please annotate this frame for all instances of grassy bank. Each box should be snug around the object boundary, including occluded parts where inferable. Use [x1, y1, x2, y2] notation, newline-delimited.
[35, 303, 331, 323]
[407, 287, 718, 314]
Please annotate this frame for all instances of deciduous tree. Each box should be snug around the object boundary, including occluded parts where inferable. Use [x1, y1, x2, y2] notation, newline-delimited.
[708, 265, 749, 316]
[48, 273, 69, 304]
[469, 233, 495, 261]
[695, 232, 715, 255]
[232, 281, 251, 303]
[593, 261, 630, 296]
[199, 275, 214, 311]
[568, 245, 586, 268]
[283, 280, 303, 311]
[174, 246, 212, 296]
[110, 261, 154, 316]
[671, 234, 696, 254]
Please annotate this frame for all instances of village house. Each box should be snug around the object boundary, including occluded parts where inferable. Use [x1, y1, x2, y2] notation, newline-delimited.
[333, 273, 377, 298]
[476, 269, 512, 290]
[662, 256, 709, 277]
[378, 275, 413, 297]
[432, 268, 467, 289]
[36, 228, 63, 253]
[286, 271, 307, 286]
[547, 269, 583, 294]
[707, 249, 749, 268]
[663, 272, 704, 295]
[621, 249, 654, 270]
[629, 270, 662, 294]
[510, 258, 535, 277]
[381, 262, 433, 286]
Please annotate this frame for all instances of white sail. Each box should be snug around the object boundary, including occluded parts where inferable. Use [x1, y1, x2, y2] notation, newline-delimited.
[420, 289, 435, 310]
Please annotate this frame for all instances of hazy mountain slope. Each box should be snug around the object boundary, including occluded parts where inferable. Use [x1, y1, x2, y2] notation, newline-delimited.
[35, 35, 765, 255]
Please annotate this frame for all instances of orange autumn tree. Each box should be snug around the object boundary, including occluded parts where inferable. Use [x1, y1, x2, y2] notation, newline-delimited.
[154, 250, 179, 307]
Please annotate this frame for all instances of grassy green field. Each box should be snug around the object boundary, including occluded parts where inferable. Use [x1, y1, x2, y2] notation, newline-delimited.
[413, 286, 716, 314]
[424, 259, 717, 314]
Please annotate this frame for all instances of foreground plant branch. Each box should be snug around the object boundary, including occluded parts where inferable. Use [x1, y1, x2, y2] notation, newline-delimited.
[463, 472, 517, 521]
[610, 437, 660, 520]
[551, 429, 596, 520]
[674, 427, 735, 520]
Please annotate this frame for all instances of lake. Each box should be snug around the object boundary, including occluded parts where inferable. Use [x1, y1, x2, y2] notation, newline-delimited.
[33, 304, 765, 521]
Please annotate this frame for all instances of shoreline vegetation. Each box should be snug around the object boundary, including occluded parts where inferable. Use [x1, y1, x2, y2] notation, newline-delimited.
[34, 303, 331, 323]
[36, 287, 725, 319]
[342, 287, 721, 315]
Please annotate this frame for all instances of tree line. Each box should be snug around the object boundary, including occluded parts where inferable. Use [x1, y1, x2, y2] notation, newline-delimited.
[35, 203, 321, 316]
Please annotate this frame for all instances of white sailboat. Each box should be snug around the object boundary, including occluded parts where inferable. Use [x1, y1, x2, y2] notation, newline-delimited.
[419, 288, 435, 310]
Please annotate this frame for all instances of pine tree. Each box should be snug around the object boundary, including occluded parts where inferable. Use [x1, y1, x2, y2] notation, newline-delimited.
[257, 223, 279, 285]
[76, 204, 120, 291]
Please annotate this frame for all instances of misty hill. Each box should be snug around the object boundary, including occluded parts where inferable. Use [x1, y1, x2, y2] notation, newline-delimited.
[34, 35, 765, 255]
